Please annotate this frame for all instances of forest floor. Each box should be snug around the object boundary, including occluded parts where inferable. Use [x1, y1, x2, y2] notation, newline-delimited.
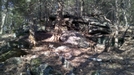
[0, 31, 134, 75]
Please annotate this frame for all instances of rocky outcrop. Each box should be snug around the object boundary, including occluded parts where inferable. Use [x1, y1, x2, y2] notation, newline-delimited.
[48, 13, 112, 35]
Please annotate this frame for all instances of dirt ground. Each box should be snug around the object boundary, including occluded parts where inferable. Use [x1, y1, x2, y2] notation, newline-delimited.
[1, 32, 134, 75]
[38, 42, 134, 75]
[24, 32, 134, 75]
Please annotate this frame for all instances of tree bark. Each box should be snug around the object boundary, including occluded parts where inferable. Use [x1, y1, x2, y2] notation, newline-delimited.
[122, 0, 128, 27]
[114, 0, 119, 48]
[80, 0, 84, 16]
[54, 0, 63, 33]
[50, 0, 64, 42]
[0, 0, 7, 34]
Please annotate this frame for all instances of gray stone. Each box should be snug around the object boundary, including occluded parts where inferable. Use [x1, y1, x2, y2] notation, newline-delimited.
[60, 31, 89, 48]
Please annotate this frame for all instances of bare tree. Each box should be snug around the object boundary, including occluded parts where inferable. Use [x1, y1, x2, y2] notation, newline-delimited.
[121, 0, 129, 27]
[54, 0, 63, 32]
[80, 0, 84, 16]
[0, 0, 7, 34]
[114, 0, 119, 48]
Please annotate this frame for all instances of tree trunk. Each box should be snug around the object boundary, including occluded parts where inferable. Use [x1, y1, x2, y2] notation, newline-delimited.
[122, 0, 128, 27]
[27, 1, 36, 47]
[51, 0, 64, 42]
[75, 0, 80, 16]
[114, 0, 119, 48]
[55, 0, 63, 31]
[80, 0, 84, 16]
[0, 0, 7, 34]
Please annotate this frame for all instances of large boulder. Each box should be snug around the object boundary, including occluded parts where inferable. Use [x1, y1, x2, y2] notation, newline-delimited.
[59, 31, 89, 48]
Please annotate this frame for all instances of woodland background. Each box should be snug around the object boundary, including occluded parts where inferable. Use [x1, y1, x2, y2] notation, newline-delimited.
[0, 0, 134, 75]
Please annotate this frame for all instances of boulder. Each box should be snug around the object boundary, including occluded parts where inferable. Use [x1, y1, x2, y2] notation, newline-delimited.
[60, 31, 89, 48]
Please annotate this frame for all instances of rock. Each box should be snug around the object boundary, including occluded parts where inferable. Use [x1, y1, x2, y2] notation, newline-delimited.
[59, 31, 89, 48]
[55, 46, 72, 59]
[30, 62, 61, 75]
[5, 57, 22, 65]
[1, 57, 27, 75]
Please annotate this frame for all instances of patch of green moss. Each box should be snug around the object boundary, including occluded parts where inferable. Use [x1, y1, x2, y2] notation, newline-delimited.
[30, 58, 41, 66]
[91, 70, 100, 75]
[0, 48, 27, 62]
